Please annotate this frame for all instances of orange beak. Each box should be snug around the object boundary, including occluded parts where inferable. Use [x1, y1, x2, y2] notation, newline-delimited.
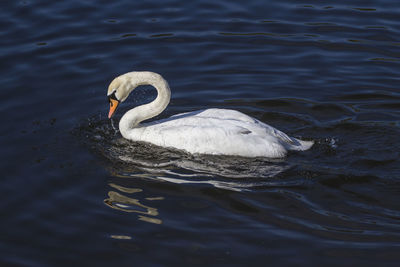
[108, 98, 119, 118]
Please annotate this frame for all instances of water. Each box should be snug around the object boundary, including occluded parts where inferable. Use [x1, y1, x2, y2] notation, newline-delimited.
[1, 0, 400, 265]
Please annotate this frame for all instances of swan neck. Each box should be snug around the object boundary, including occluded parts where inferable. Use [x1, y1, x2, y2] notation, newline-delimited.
[119, 72, 171, 136]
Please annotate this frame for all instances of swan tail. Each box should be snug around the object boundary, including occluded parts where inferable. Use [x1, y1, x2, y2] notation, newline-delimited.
[288, 138, 314, 151]
[270, 127, 313, 151]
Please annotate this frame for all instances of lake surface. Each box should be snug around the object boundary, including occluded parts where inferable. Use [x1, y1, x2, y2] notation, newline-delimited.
[1, 0, 400, 266]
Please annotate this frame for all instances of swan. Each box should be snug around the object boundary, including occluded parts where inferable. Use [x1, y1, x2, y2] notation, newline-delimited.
[107, 71, 313, 158]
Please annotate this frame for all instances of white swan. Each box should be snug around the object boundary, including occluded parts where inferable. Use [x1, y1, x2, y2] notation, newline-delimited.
[107, 71, 313, 158]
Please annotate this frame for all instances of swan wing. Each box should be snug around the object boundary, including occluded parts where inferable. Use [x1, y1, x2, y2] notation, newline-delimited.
[131, 108, 312, 157]
[137, 109, 287, 157]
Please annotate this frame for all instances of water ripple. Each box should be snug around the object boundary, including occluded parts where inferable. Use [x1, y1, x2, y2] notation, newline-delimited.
[2, 0, 400, 265]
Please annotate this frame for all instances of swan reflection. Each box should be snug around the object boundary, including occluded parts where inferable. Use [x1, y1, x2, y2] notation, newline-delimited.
[113, 151, 290, 192]
[104, 183, 163, 225]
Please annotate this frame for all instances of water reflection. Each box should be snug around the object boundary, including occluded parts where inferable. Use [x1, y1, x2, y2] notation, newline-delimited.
[104, 182, 163, 225]
[110, 235, 132, 240]
[115, 153, 291, 192]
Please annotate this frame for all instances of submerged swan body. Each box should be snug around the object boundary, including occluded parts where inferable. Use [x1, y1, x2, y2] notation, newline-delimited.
[107, 71, 313, 158]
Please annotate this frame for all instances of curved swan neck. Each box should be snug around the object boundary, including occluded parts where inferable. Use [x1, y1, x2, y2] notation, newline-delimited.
[119, 72, 171, 136]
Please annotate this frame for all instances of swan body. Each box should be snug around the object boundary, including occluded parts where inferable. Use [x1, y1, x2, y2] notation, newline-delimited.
[107, 71, 313, 158]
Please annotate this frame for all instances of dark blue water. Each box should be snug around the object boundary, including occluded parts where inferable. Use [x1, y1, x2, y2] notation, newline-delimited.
[1, 0, 400, 266]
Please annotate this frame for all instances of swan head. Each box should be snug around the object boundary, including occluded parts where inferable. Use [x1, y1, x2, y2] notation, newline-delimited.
[107, 75, 131, 118]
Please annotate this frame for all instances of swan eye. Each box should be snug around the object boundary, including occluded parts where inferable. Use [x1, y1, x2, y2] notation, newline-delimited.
[108, 91, 120, 103]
